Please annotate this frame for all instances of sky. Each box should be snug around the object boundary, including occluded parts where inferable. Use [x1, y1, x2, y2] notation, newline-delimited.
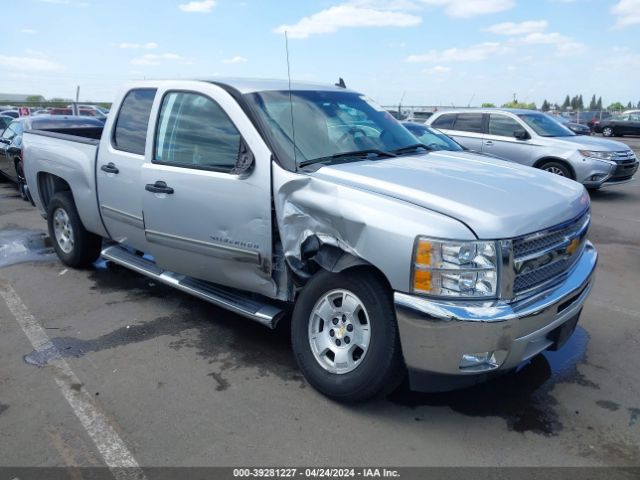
[2, 0, 640, 107]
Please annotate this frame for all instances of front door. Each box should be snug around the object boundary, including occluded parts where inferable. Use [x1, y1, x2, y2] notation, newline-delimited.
[141, 86, 275, 297]
[483, 114, 537, 166]
[96, 88, 156, 251]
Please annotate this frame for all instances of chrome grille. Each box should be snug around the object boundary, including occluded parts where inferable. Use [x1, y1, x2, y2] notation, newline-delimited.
[512, 212, 590, 295]
[613, 150, 636, 162]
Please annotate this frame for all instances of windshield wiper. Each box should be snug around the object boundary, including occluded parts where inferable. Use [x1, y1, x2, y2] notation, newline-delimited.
[299, 149, 397, 168]
[392, 143, 432, 155]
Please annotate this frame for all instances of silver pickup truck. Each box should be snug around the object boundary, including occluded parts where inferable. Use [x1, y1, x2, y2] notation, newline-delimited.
[23, 79, 597, 402]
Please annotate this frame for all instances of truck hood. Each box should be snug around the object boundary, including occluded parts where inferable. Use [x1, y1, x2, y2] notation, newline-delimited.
[545, 135, 631, 151]
[311, 151, 589, 239]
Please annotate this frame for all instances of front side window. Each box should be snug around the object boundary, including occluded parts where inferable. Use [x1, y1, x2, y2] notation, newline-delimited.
[453, 113, 484, 133]
[1, 123, 17, 140]
[154, 91, 241, 171]
[488, 114, 523, 137]
[113, 88, 156, 155]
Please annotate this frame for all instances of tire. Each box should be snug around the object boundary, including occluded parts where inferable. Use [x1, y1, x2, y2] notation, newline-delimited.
[602, 126, 614, 137]
[539, 160, 573, 179]
[15, 159, 28, 201]
[291, 269, 404, 403]
[47, 191, 102, 268]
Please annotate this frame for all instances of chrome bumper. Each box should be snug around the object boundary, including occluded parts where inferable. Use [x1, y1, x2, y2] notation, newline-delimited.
[395, 241, 597, 385]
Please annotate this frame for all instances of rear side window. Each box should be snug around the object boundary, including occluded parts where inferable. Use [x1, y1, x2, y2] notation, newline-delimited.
[488, 114, 522, 137]
[432, 113, 455, 129]
[154, 91, 241, 172]
[113, 88, 156, 155]
[453, 113, 484, 133]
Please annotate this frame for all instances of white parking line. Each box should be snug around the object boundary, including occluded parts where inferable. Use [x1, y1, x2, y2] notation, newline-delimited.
[0, 279, 147, 480]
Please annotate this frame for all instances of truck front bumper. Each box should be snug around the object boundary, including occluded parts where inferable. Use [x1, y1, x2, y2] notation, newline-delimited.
[394, 241, 597, 392]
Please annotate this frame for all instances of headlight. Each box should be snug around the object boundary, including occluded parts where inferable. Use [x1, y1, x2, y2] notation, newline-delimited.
[412, 237, 499, 298]
[579, 150, 615, 161]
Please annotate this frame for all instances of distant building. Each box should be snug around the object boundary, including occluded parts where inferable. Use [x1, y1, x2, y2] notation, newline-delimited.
[0, 93, 46, 102]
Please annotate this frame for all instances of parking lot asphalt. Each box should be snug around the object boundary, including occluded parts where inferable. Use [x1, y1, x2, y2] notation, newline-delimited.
[1, 137, 639, 470]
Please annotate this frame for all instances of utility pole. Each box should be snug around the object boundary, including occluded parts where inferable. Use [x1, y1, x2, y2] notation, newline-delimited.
[73, 85, 80, 115]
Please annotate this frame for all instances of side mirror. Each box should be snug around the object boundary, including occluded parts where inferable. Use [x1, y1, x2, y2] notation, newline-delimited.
[513, 129, 529, 140]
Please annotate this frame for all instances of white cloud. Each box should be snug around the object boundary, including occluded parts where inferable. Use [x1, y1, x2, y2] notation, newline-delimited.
[179, 0, 216, 13]
[484, 20, 548, 35]
[406, 42, 509, 62]
[273, 2, 421, 39]
[515, 31, 585, 56]
[420, 0, 515, 18]
[611, 0, 640, 29]
[425, 65, 451, 73]
[115, 42, 158, 49]
[0, 54, 62, 72]
[223, 55, 248, 64]
[131, 53, 182, 66]
[20, 28, 38, 34]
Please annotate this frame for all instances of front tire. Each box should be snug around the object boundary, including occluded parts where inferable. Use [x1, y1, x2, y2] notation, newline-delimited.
[602, 126, 614, 137]
[539, 160, 572, 179]
[291, 269, 404, 403]
[47, 191, 102, 268]
[15, 160, 28, 201]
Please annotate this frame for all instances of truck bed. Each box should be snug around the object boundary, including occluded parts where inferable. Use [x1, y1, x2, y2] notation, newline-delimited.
[23, 128, 108, 238]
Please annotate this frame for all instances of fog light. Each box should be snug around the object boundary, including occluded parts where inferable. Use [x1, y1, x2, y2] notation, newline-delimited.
[589, 174, 607, 181]
[459, 350, 508, 371]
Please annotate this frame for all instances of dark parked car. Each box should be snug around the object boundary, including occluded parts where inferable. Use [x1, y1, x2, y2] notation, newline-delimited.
[0, 115, 104, 200]
[554, 115, 591, 135]
[402, 122, 465, 151]
[0, 110, 20, 119]
[593, 113, 640, 137]
[0, 115, 12, 134]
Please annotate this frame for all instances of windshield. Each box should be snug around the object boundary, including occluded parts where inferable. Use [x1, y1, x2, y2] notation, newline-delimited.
[404, 124, 463, 151]
[519, 113, 575, 137]
[245, 90, 418, 168]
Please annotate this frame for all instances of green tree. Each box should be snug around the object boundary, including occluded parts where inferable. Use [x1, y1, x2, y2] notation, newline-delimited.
[627, 101, 633, 109]
[501, 101, 536, 110]
[589, 94, 597, 110]
[596, 97, 603, 110]
[541, 99, 550, 111]
[570, 95, 578, 110]
[577, 94, 584, 110]
[608, 102, 624, 112]
[25, 95, 44, 103]
[481, 102, 496, 108]
[562, 95, 570, 111]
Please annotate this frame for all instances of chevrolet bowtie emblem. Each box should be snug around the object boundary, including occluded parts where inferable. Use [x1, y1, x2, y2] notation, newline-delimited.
[566, 238, 580, 256]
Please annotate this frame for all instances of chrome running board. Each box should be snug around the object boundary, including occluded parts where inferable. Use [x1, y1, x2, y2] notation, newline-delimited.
[101, 245, 284, 329]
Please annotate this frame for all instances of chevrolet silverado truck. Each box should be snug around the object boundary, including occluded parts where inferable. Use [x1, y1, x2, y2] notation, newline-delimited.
[23, 79, 597, 402]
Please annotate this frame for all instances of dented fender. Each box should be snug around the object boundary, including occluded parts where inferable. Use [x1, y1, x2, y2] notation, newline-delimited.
[272, 163, 476, 294]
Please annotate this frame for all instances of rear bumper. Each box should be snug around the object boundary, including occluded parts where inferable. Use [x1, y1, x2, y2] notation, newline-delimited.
[394, 241, 597, 392]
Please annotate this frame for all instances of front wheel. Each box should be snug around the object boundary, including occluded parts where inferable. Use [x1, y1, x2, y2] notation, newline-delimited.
[539, 160, 572, 179]
[291, 269, 404, 403]
[602, 126, 614, 137]
[47, 191, 102, 268]
[15, 160, 28, 201]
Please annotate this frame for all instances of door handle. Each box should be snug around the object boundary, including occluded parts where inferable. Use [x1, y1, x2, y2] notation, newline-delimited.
[145, 180, 174, 195]
[100, 162, 119, 174]
[484, 140, 493, 146]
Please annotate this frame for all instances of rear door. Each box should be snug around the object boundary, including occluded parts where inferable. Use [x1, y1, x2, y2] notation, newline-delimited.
[96, 88, 156, 251]
[440, 113, 485, 151]
[140, 84, 275, 297]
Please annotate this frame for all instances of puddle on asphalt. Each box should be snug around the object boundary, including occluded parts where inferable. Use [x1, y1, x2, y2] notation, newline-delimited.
[387, 327, 592, 436]
[0, 229, 57, 268]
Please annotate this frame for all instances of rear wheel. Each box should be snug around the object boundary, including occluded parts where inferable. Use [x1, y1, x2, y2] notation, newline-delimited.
[602, 126, 614, 137]
[539, 160, 572, 179]
[291, 269, 404, 403]
[47, 191, 102, 268]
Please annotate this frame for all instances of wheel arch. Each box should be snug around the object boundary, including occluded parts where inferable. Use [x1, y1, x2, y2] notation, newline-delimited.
[37, 171, 73, 212]
[533, 157, 576, 180]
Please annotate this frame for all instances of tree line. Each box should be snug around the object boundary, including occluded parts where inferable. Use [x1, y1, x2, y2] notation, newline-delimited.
[540, 94, 640, 112]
